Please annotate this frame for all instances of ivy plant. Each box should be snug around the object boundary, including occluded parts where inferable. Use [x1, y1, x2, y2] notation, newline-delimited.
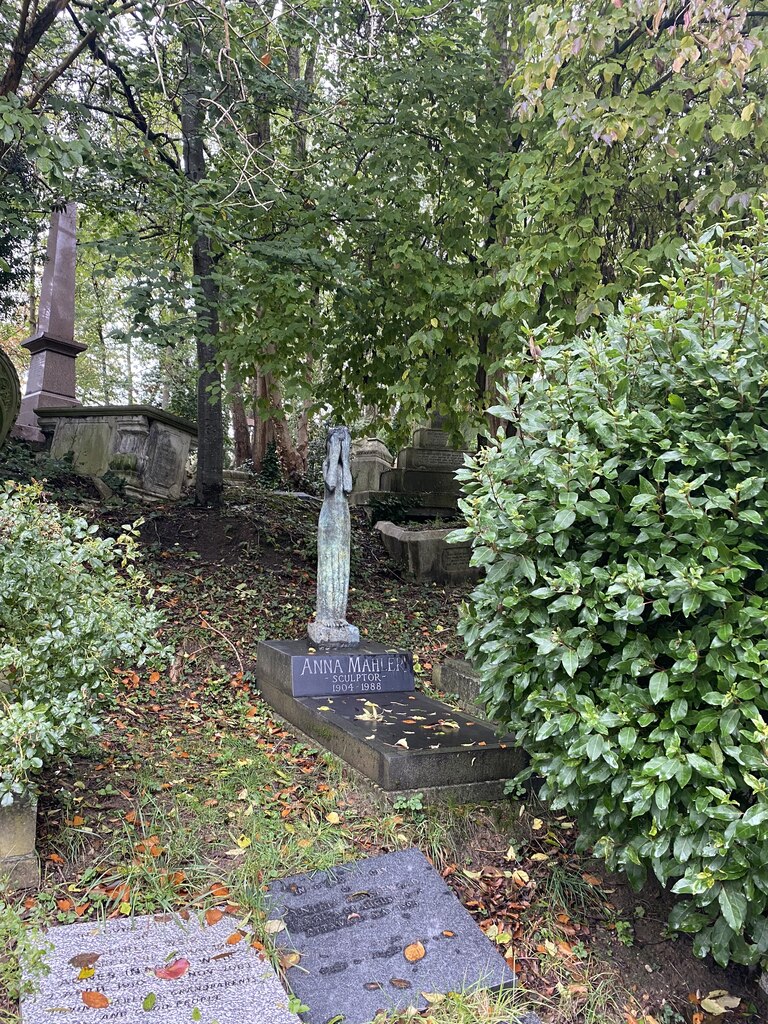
[0, 483, 165, 806]
[456, 208, 768, 966]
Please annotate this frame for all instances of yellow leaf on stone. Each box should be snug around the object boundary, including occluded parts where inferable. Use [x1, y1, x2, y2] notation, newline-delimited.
[422, 992, 445, 1004]
[264, 919, 286, 935]
[78, 967, 95, 981]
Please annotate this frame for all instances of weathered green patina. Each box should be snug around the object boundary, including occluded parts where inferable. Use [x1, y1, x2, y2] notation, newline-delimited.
[0, 350, 21, 447]
[308, 426, 360, 647]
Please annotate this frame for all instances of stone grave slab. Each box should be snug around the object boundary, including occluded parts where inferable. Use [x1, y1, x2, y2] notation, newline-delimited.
[266, 848, 515, 1024]
[22, 911, 300, 1024]
[254, 662, 525, 796]
[258, 640, 414, 698]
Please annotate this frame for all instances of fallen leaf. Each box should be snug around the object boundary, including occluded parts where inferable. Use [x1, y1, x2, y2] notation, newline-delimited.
[143, 992, 156, 1011]
[82, 992, 110, 1008]
[325, 812, 341, 825]
[153, 958, 190, 980]
[364, 982, 384, 990]
[403, 942, 426, 963]
[582, 873, 602, 886]
[72, 815, 85, 827]
[390, 978, 412, 989]
[395, 738, 409, 749]
[264, 919, 286, 935]
[205, 908, 224, 926]
[279, 952, 301, 969]
[532, 818, 544, 830]
[422, 992, 445, 1004]
[69, 953, 100, 969]
[78, 967, 95, 981]
[210, 883, 229, 899]
[226, 931, 244, 945]
[511, 869, 530, 886]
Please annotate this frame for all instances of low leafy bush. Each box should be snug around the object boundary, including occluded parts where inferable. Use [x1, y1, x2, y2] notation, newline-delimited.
[456, 211, 768, 965]
[0, 483, 165, 806]
[0, 900, 49, 1011]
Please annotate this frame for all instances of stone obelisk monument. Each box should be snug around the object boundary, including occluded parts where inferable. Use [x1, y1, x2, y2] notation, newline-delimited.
[14, 204, 86, 441]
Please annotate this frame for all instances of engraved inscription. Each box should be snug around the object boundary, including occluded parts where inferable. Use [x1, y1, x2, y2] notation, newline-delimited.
[441, 546, 472, 571]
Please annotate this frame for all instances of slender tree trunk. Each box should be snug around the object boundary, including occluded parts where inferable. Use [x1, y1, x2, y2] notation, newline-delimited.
[181, 30, 223, 507]
[226, 361, 250, 466]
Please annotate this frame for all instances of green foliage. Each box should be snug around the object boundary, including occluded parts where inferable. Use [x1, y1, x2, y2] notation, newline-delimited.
[0, 483, 165, 805]
[457, 210, 768, 966]
[0, 901, 49, 1007]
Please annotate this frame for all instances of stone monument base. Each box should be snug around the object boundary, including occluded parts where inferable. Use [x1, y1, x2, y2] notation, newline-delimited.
[255, 644, 524, 796]
[307, 619, 360, 647]
[258, 639, 414, 698]
[0, 797, 40, 891]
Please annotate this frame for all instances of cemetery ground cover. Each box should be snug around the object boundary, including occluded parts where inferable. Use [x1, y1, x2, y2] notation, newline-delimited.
[1, 470, 766, 1024]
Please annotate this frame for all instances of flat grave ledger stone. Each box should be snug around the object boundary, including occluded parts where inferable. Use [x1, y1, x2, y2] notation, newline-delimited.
[253, 680, 525, 794]
[258, 640, 415, 698]
[21, 911, 301, 1024]
[266, 848, 515, 1024]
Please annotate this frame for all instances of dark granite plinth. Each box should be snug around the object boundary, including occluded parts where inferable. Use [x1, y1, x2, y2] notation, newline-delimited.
[266, 849, 515, 1024]
[254, 661, 524, 792]
[258, 640, 414, 698]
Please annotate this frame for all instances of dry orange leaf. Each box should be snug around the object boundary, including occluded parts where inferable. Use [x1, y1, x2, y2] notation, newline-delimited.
[149, 671, 160, 683]
[582, 873, 603, 886]
[72, 815, 85, 827]
[82, 992, 110, 1008]
[210, 882, 229, 899]
[226, 931, 244, 945]
[205, 908, 224, 926]
[57, 898, 74, 912]
[403, 941, 426, 963]
[125, 811, 137, 825]
[47, 853, 64, 864]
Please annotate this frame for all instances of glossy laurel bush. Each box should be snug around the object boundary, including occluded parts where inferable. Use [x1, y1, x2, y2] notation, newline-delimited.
[0, 483, 166, 806]
[456, 212, 768, 966]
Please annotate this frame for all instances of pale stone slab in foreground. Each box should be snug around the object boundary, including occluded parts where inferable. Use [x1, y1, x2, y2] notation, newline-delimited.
[22, 912, 300, 1024]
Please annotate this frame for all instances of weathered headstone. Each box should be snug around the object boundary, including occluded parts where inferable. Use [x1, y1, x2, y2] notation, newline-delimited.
[351, 437, 393, 493]
[266, 848, 516, 1024]
[0, 348, 21, 447]
[15, 204, 86, 441]
[34, 406, 197, 501]
[22, 912, 301, 1024]
[378, 419, 475, 514]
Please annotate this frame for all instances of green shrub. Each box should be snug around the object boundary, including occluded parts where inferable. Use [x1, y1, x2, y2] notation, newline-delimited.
[456, 211, 768, 966]
[0, 900, 49, 1011]
[0, 483, 165, 806]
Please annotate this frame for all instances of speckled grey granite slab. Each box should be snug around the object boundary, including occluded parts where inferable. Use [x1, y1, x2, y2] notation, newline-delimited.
[266, 848, 517, 1024]
[21, 912, 301, 1024]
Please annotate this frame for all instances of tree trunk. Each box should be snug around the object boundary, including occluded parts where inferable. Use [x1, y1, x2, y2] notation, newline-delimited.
[181, 30, 223, 507]
[226, 361, 250, 466]
[251, 371, 274, 471]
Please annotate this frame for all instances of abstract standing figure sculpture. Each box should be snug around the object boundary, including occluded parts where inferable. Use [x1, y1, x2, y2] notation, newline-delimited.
[308, 426, 360, 647]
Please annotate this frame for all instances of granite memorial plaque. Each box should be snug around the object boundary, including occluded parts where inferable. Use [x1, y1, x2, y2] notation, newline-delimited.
[266, 848, 515, 1024]
[260, 640, 415, 698]
[21, 912, 301, 1024]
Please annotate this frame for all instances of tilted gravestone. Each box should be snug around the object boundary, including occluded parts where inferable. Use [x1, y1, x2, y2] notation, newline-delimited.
[0, 348, 21, 447]
[266, 848, 518, 1024]
[21, 912, 301, 1024]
